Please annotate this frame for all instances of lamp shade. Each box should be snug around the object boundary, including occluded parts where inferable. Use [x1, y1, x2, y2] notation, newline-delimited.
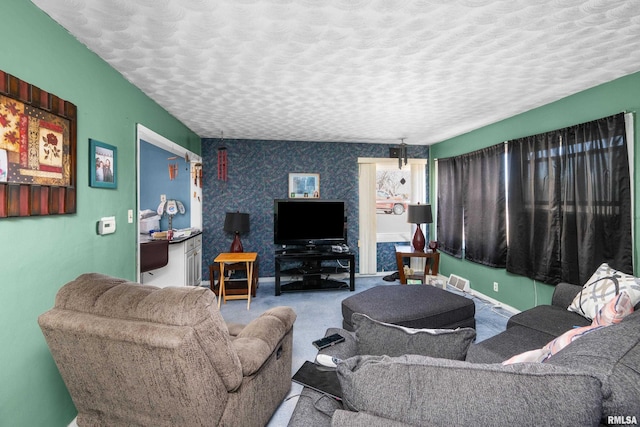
[407, 204, 433, 225]
[224, 212, 250, 253]
[224, 212, 250, 234]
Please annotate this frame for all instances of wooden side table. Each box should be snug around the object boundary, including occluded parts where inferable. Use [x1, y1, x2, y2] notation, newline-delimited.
[209, 259, 259, 297]
[214, 252, 258, 310]
[395, 245, 440, 285]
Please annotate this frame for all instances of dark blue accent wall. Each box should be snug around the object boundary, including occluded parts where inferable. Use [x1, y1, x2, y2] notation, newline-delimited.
[201, 138, 429, 278]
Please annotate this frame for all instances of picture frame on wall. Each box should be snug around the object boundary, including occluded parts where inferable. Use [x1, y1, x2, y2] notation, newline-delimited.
[89, 139, 117, 189]
[0, 69, 77, 218]
[289, 173, 319, 198]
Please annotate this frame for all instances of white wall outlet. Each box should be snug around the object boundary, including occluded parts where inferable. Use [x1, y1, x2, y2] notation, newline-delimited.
[493, 281, 499, 292]
[160, 194, 166, 202]
[127, 209, 133, 223]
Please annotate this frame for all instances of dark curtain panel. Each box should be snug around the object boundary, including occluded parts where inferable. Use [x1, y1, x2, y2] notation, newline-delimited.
[462, 144, 507, 267]
[507, 132, 563, 283]
[507, 113, 631, 285]
[437, 157, 463, 258]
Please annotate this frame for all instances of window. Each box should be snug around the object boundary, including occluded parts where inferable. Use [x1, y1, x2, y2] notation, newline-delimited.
[437, 144, 506, 267]
[437, 156, 463, 258]
[375, 164, 412, 242]
[358, 158, 427, 274]
[437, 113, 632, 285]
[462, 144, 507, 267]
[507, 113, 632, 285]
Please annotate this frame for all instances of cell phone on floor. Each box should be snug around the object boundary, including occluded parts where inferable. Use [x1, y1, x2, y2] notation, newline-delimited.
[312, 333, 345, 350]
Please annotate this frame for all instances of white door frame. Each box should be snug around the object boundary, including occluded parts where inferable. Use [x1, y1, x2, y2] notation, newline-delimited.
[357, 157, 427, 275]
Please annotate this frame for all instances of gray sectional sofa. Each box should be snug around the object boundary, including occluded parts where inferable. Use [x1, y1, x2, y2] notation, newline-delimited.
[289, 283, 640, 426]
[466, 282, 592, 362]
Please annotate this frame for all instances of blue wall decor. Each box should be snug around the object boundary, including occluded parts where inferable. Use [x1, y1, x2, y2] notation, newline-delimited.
[139, 140, 191, 231]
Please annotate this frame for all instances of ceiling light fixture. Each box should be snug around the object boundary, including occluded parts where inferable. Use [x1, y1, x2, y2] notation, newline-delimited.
[398, 138, 408, 169]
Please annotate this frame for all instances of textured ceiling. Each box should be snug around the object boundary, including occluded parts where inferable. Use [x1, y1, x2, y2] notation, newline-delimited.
[31, 0, 640, 144]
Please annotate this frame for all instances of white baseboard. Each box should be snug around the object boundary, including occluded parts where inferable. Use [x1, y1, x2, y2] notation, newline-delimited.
[458, 287, 519, 314]
[433, 273, 519, 314]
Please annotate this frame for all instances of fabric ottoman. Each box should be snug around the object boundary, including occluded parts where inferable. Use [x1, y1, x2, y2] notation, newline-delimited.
[341, 285, 475, 332]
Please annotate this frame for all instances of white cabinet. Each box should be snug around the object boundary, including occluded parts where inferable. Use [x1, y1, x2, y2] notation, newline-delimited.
[142, 234, 202, 288]
[185, 234, 202, 287]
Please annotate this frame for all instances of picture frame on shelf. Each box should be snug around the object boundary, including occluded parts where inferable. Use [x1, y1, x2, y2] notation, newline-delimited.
[89, 139, 117, 189]
[289, 173, 319, 198]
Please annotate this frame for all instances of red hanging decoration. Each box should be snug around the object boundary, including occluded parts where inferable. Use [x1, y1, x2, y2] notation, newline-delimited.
[168, 156, 178, 180]
[217, 147, 227, 181]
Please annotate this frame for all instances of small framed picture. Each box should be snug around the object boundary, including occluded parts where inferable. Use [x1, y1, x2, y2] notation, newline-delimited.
[289, 173, 319, 198]
[90, 139, 117, 188]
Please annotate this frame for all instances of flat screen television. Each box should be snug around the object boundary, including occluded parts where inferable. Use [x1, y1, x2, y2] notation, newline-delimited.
[274, 199, 347, 249]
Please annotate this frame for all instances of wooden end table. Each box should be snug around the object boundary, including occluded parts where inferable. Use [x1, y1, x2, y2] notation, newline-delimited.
[209, 259, 259, 298]
[395, 245, 440, 284]
[214, 252, 257, 310]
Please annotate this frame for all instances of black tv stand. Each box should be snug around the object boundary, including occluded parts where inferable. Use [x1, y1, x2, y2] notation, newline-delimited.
[279, 246, 323, 255]
[275, 250, 355, 295]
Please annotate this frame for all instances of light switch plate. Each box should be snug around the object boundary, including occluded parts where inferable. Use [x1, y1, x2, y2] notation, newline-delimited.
[127, 209, 133, 223]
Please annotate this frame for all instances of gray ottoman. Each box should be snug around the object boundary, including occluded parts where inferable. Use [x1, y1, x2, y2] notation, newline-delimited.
[341, 285, 475, 331]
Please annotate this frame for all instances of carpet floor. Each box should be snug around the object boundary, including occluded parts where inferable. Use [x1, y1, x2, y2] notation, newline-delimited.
[211, 274, 513, 426]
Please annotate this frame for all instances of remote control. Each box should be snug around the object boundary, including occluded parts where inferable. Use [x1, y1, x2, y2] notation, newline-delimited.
[315, 354, 341, 368]
[312, 333, 345, 350]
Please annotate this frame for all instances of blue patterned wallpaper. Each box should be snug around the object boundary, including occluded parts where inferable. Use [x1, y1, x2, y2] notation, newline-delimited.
[200, 138, 429, 279]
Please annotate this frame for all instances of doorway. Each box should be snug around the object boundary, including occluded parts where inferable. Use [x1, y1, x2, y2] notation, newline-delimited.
[136, 124, 202, 282]
[358, 158, 427, 274]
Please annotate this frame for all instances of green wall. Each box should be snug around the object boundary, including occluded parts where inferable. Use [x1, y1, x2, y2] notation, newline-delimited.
[430, 72, 640, 311]
[4, 1, 640, 425]
[1, 1, 200, 426]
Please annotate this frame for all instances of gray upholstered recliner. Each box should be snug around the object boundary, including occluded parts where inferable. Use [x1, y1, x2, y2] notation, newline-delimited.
[38, 273, 296, 427]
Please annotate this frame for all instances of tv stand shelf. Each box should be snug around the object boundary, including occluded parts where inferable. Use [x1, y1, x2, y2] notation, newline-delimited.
[275, 250, 355, 295]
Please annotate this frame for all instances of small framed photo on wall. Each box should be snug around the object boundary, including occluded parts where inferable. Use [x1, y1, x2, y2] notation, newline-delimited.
[289, 173, 319, 198]
[90, 139, 117, 189]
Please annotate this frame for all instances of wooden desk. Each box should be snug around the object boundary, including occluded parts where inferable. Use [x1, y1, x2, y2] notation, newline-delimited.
[395, 245, 439, 285]
[214, 252, 257, 310]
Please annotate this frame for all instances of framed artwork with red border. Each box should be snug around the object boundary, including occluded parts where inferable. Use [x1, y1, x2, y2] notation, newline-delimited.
[0, 70, 77, 217]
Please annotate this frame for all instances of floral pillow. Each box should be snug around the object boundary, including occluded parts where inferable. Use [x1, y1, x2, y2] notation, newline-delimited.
[504, 292, 634, 364]
[543, 325, 604, 355]
[592, 291, 634, 326]
[502, 348, 552, 365]
[544, 292, 632, 356]
[568, 263, 640, 320]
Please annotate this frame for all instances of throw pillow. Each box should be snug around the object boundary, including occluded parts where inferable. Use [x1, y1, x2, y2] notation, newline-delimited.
[337, 354, 603, 426]
[592, 291, 634, 326]
[544, 325, 604, 355]
[351, 313, 476, 361]
[503, 293, 634, 365]
[568, 263, 640, 320]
